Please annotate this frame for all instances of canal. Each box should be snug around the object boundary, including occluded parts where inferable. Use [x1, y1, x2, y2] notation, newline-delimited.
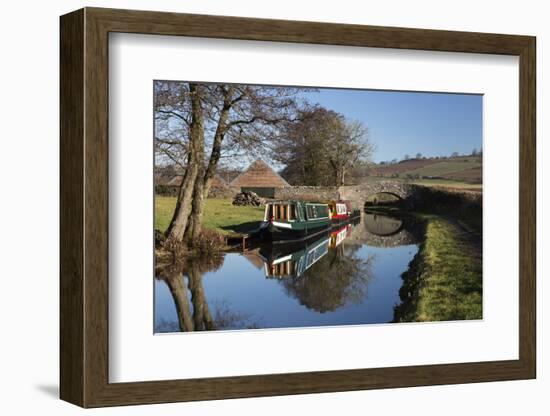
[154, 211, 425, 333]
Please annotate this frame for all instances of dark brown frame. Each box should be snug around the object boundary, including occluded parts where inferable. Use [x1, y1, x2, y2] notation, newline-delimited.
[60, 7, 536, 408]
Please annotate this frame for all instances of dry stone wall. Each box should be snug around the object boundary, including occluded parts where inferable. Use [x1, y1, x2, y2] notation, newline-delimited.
[273, 186, 339, 202]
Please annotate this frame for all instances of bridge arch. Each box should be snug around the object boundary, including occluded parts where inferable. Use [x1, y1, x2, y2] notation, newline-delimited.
[338, 181, 416, 210]
[364, 191, 403, 208]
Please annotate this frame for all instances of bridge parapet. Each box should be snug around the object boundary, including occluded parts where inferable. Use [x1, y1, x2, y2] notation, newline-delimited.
[271, 180, 420, 208]
[338, 181, 415, 208]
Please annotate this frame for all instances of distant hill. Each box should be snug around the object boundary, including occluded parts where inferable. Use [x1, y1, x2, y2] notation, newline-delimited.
[370, 156, 482, 184]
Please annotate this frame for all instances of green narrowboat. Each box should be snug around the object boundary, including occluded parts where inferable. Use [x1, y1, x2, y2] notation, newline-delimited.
[262, 200, 332, 242]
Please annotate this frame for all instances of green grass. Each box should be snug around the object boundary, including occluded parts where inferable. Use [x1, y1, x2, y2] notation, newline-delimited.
[395, 216, 482, 322]
[364, 176, 482, 191]
[401, 160, 481, 178]
[411, 178, 482, 191]
[155, 196, 265, 235]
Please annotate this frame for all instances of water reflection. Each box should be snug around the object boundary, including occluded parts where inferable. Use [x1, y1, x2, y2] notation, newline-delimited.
[155, 212, 422, 332]
[155, 256, 221, 332]
[364, 213, 404, 236]
[255, 224, 374, 313]
[259, 234, 331, 279]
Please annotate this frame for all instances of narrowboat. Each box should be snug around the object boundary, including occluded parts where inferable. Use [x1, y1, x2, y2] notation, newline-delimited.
[327, 200, 349, 223]
[260, 234, 330, 279]
[339, 200, 361, 218]
[262, 200, 331, 242]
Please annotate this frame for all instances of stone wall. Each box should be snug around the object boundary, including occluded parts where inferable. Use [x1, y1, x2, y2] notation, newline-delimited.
[208, 186, 239, 199]
[155, 185, 179, 197]
[155, 185, 238, 199]
[273, 186, 339, 202]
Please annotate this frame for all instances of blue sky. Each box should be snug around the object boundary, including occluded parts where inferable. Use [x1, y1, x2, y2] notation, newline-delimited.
[299, 88, 482, 163]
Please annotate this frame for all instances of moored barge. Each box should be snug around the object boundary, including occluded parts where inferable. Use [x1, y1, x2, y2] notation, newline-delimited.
[327, 200, 350, 223]
[262, 200, 331, 242]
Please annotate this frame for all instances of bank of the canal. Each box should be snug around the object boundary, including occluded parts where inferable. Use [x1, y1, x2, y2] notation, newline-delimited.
[393, 214, 482, 322]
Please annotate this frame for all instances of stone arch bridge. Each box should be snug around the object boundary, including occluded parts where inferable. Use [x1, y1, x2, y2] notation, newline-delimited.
[338, 181, 418, 209]
[273, 180, 428, 209]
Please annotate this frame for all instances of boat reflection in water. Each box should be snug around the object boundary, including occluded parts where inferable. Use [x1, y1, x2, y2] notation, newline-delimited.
[260, 234, 330, 279]
[330, 224, 352, 248]
[260, 224, 352, 279]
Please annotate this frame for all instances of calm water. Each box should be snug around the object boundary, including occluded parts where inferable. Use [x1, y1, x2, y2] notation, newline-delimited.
[154, 212, 424, 333]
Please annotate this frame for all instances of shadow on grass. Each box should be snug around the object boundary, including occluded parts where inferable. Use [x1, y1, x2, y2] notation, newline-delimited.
[221, 221, 262, 234]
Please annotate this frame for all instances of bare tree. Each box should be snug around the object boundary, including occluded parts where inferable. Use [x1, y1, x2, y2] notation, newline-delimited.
[326, 118, 373, 186]
[155, 81, 306, 243]
[273, 107, 373, 186]
[273, 107, 335, 185]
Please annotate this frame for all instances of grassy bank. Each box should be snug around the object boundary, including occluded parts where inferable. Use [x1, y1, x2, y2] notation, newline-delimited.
[155, 196, 265, 235]
[394, 216, 482, 322]
[411, 178, 482, 191]
[408, 185, 483, 235]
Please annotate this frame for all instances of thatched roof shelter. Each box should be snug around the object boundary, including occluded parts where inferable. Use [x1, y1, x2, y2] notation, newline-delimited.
[230, 159, 290, 189]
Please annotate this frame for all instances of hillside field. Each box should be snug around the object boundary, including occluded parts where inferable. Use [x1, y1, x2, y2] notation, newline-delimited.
[371, 156, 482, 184]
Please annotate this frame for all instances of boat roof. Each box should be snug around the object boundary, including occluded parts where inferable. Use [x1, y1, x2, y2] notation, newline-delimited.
[266, 200, 328, 205]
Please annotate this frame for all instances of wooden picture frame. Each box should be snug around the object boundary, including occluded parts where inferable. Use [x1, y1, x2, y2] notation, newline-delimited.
[60, 7, 536, 408]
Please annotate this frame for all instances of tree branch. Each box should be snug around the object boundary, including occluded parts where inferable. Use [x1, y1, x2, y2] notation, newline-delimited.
[155, 109, 191, 126]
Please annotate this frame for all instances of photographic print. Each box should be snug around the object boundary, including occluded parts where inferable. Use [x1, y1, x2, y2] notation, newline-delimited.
[154, 81, 482, 333]
[59, 9, 535, 406]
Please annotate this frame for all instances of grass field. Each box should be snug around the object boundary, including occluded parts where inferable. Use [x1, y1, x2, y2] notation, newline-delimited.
[439, 166, 482, 182]
[404, 160, 481, 178]
[155, 196, 265, 235]
[370, 156, 482, 184]
[370, 158, 440, 176]
[411, 178, 482, 191]
[395, 216, 482, 322]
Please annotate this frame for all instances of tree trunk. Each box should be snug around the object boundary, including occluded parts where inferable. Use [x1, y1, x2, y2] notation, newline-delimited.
[185, 132, 227, 242]
[188, 266, 205, 330]
[164, 83, 204, 242]
[184, 166, 205, 244]
[188, 262, 215, 331]
[184, 89, 233, 243]
[330, 160, 340, 187]
[162, 270, 194, 332]
[340, 167, 346, 186]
